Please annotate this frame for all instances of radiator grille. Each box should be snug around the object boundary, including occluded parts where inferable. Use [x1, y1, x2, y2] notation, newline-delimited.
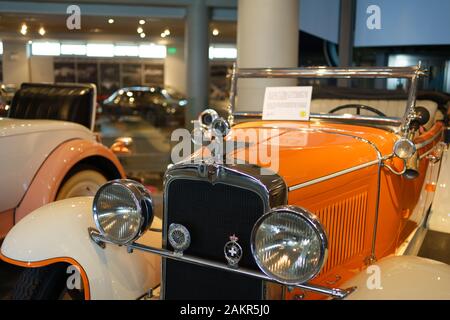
[163, 179, 265, 300]
[315, 192, 368, 275]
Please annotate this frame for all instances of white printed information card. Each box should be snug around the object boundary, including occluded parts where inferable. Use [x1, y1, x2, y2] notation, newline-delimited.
[262, 86, 313, 121]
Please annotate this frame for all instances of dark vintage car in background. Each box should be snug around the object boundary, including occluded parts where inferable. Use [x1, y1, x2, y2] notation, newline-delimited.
[101, 86, 187, 127]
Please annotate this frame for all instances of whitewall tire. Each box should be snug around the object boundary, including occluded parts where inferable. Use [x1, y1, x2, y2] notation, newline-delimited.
[56, 169, 107, 200]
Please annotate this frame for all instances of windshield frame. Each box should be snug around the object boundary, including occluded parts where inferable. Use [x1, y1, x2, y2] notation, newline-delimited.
[228, 64, 427, 137]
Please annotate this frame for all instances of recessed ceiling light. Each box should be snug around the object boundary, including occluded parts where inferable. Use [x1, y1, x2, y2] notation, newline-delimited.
[212, 28, 219, 36]
[137, 26, 143, 34]
[160, 32, 166, 38]
[38, 27, 46, 36]
[139, 19, 145, 25]
[163, 29, 170, 36]
[108, 18, 114, 24]
[140, 32, 146, 38]
[20, 23, 27, 35]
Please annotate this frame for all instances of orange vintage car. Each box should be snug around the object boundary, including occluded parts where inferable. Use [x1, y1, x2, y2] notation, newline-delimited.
[2, 65, 450, 300]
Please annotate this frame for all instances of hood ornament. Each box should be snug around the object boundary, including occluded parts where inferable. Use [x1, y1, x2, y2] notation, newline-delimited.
[224, 234, 242, 268]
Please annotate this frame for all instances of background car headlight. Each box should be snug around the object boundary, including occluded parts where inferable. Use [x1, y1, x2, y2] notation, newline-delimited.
[251, 206, 327, 284]
[93, 179, 153, 245]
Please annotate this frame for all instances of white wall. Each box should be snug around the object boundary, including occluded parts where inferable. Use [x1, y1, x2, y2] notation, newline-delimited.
[164, 44, 186, 94]
[30, 56, 54, 83]
[2, 41, 30, 87]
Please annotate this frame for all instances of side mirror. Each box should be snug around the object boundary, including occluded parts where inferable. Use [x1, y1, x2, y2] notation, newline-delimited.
[410, 106, 430, 129]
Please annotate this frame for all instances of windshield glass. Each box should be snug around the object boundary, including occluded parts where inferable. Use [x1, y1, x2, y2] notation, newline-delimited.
[230, 66, 427, 128]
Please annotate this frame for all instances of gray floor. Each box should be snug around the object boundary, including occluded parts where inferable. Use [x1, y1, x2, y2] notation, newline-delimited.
[418, 230, 450, 265]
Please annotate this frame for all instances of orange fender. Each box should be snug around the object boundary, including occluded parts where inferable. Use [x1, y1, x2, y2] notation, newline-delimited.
[15, 139, 125, 223]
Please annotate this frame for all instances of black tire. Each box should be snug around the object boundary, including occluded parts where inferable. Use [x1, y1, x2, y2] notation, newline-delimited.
[12, 264, 83, 300]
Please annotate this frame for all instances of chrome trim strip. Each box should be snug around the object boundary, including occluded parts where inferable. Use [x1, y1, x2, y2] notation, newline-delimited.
[236, 66, 425, 79]
[90, 230, 355, 299]
[288, 159, 379, 191]
[233, 112, 402, 127]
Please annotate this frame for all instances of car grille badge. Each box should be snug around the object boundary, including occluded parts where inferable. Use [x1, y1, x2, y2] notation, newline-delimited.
[224, 234, 242, 268]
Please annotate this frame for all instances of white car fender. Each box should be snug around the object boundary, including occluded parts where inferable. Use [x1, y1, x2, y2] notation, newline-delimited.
[342, 255, 450, 300]
[0, 196, 161, 300]
[428, 146, 450, 234]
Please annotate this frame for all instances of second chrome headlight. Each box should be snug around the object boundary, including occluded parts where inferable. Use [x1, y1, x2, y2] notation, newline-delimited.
[93, 179, 154, 245]
[251, 206, 327, 284]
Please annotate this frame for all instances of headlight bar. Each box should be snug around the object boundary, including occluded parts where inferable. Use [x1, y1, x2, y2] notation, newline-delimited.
[89, 229, 356, 299]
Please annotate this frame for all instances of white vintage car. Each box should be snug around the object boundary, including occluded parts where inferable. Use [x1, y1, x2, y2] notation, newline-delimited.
[0, 83, 125, 241]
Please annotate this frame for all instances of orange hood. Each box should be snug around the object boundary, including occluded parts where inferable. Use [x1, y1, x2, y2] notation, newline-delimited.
[221, 121, 397, 188]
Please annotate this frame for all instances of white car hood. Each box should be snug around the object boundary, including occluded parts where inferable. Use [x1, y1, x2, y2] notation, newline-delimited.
[0, 118, 92, 138]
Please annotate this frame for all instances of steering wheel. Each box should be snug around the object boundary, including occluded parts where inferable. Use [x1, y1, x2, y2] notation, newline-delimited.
[329, 104, 387, 117]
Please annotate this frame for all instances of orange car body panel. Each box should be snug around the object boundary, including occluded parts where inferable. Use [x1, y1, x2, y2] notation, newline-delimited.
[0, 209, 14, 239]
[14, 138, 126, 223]
[198, 119, 443, 299]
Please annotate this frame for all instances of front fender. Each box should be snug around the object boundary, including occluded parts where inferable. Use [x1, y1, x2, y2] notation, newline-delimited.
[15, 138, 126, 223]
[1, 197, 161, 300]
[343, 255, 450, 300]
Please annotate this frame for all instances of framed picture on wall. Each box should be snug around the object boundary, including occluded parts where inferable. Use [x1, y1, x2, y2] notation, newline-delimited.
[143, 64, 164, 86]
[54, 62, 76, 83]
[99, 63, 120, 96]
[77, 63, 98, 87]
[121, 63, 142, 87]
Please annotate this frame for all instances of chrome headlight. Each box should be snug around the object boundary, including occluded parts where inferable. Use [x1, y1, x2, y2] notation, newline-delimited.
[251, 206, 327, 284]
[92, 179, 154, 245]
[211, 117, 230, 137]
[198, 109, 219, 127]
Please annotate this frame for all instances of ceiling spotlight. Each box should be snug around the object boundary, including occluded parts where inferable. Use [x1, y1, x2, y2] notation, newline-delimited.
[139, 19, 146, 25]
[140, 32, 146, 38]
[38, 27, 46, 36]
[20, 23, 28, 35]
[160, 32, 166, 38]
[212, 28, 219, 36]
[137, 26, 143, 34]
[163, 29, 170, 36]
[108, 18, 114, 24]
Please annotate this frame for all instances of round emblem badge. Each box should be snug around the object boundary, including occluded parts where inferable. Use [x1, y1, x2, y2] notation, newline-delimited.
[224, 234, 242, 267]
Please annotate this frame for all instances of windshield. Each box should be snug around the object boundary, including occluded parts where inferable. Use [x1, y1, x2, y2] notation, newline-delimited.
[229, 65, 426, 131]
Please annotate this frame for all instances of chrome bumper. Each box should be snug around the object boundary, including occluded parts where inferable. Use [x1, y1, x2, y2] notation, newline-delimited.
[89, 229, 356, 300]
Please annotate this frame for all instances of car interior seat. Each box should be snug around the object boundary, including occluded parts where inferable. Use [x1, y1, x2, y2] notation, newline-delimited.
[310, 87, 449, 130]
[8, 83, 96, 130]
